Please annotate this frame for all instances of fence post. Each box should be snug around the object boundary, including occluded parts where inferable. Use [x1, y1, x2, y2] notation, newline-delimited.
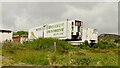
[54, 42, 56, 53]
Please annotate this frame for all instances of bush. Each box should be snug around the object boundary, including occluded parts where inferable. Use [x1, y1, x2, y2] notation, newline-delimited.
[23, 38, 74, 52]
[79, 40, 90, 49]
[92, 40, 117, 49]
[114, 38, 120, 43]
[79, 40, 118, 49]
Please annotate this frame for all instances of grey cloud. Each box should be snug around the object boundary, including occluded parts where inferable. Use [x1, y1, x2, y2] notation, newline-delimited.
[2, 2, 68, 30]
[61, 2, 118, 34]
[0, 3, 2, 28]
[2, 2, 118, 34]
[67, 2, 99, 10]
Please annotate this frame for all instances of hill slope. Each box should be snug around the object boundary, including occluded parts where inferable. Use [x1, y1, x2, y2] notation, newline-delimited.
[98, 34, 120, 42]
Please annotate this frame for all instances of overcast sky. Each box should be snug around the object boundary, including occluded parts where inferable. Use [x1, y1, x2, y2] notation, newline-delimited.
[1, 2, 118, 34]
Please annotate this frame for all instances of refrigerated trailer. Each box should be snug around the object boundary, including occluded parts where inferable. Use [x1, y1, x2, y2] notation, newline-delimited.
[28, 19, 98, 44]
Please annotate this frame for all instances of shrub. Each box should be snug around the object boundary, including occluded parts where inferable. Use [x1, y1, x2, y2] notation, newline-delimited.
[92, 40, 117, 49]
[79, 40, 90, 49]
[23, 38, 75, 52]
[114, 38, 120, 43]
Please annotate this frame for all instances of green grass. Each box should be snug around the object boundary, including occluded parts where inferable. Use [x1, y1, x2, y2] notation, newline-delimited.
[0, 44, 2, 67]
[2, 38, 119, 66]
[2, 48, 118, 66]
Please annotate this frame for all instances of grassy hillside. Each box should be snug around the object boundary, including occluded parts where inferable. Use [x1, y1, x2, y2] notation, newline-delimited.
[2, 37, 119, 66]
[98, 34, 120, 42]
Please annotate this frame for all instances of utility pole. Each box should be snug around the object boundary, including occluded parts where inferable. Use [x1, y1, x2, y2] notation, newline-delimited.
[43, 25, 46, 38]
[66, 19, 69, 39]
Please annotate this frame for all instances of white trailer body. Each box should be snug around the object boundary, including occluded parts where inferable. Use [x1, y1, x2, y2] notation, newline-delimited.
[28, 21, 69, 39]
[29, 20, 83, 40]
[44, 21, 67, 38]
[0, 29, 13, 43]
[28, 19, 98, 44]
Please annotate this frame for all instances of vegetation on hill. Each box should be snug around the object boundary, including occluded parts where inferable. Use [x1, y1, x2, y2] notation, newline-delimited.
[97, 34, 120, 48]
[98, 34, 120, 42]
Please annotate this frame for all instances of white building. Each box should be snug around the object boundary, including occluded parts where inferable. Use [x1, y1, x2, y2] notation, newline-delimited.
[28, 19, 98, 44]
[0, 29, 13, 43]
